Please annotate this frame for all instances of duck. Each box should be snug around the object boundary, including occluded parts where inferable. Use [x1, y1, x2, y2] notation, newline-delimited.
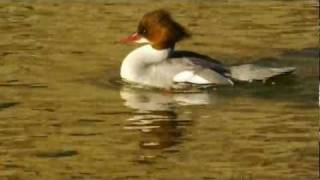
[120, 9, 296, 89]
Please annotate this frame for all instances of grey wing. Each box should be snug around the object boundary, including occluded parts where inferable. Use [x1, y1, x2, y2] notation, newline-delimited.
[230, 64, 296, 82]
[167, 56, 233, 85]
[170, 50, 231, 76]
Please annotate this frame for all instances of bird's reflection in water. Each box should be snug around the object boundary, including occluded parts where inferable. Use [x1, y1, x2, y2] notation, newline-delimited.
[120, 86, 217, 163]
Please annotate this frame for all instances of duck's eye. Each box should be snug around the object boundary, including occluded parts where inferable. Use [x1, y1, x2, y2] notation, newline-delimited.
[142, 29, 147, 35]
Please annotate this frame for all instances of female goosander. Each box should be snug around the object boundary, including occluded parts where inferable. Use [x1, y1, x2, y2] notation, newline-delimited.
[120, 10, 295, 89]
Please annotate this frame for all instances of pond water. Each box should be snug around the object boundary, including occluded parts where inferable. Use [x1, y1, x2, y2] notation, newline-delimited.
[0, 0, 319, 179]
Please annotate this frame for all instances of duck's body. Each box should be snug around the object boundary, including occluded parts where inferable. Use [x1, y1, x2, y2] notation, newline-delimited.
[121, 44, 234, 88]
[120, 10, 295, 89]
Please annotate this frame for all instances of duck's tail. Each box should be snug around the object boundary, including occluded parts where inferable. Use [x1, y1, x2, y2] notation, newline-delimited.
[230, 64, 296, 82]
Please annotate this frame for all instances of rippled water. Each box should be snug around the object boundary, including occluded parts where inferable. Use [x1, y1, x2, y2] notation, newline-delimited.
[0, 0, 319, 179]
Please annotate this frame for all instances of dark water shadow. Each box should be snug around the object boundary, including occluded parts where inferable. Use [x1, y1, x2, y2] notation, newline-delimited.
[0, 102, 19, 111]
[232, 47, 319, 67]
[219, 79, 315, 105]
[34, 150, 78, 158]
[0, 80, 48, 89]
[281, 47, 319, 59]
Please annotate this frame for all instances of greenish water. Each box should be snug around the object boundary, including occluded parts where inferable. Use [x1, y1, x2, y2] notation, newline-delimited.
[0, 0, 318, 179]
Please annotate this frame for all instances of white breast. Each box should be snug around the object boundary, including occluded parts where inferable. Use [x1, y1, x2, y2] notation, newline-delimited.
[120, 45, 171, 85]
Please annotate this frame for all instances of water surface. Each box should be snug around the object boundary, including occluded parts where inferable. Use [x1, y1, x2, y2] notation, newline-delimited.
[0, 0, 318, 179]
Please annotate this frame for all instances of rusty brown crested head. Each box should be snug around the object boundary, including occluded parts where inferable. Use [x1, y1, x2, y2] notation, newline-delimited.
[137, 9, 190, 49]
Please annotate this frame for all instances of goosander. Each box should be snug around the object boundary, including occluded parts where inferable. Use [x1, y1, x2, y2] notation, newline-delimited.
[120, 9, 295, 89]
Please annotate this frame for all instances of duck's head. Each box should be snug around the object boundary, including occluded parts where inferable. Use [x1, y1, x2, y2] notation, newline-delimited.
[120, 9, 190, 49]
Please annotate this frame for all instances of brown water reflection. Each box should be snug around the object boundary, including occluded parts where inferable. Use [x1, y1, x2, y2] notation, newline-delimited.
[0, 0, 318, 179]
[121, 87, 207, 162]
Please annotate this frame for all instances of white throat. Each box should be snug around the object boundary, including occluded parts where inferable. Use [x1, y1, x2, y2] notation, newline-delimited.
[120, 45, 171, 82]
